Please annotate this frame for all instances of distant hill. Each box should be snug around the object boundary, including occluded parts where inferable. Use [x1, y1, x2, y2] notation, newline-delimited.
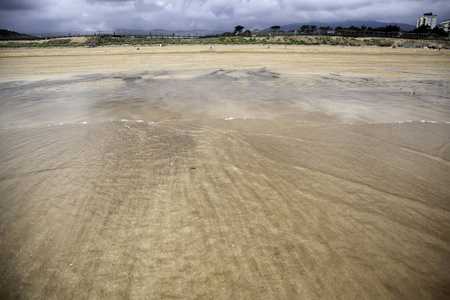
[114, 28, 224, 36]
[0, 29, 38, 40]
[262, 21, 416, 32]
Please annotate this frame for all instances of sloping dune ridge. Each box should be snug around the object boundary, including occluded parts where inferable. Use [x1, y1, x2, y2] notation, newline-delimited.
[0, 46, 449, 299]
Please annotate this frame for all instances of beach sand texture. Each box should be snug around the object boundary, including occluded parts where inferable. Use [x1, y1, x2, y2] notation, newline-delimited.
[0, 46, 449, 299]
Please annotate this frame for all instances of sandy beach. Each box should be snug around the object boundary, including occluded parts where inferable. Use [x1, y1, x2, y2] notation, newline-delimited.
[0, 45, 449, 299]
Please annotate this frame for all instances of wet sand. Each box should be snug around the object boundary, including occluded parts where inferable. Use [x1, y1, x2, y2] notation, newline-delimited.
[0, 46, 450, 299]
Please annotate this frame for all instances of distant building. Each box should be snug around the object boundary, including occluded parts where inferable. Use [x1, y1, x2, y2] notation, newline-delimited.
[251, 29, 261, 36]
[417, 12, 437, 29]
[440, 19, 450, 32]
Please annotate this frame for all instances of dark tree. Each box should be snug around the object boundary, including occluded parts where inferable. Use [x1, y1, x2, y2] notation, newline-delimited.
[431, 26, 448, 36]
[384, 25, 400, 32]
[411, 25, 447, 36]
[234, 25, 244, 35]
[412, 24, 431, 33]
[319, 26, 331, 34]
[271, 25, 281, 32]
[300, 25, 309, 34]
[299, 25, 318, 34]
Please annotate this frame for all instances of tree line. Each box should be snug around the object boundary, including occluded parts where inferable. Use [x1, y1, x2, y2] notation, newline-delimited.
[224, 24, 448, 38]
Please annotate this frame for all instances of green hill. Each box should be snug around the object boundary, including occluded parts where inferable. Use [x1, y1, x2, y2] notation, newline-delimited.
[0, 29, 37, 40]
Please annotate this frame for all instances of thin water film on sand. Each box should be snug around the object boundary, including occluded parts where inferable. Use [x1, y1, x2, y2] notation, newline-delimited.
[1, 64, 449, 299]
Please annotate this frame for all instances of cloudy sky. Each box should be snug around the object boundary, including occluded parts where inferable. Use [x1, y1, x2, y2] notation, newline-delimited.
[1, 0, 449, 34]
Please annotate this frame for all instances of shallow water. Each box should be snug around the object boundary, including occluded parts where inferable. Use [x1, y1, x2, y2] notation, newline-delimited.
[1, 67, 449, 299]
[1, 68, 449, 128]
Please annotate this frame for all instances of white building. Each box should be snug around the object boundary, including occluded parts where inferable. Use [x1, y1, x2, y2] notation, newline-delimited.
[440, 19, 450, 32]
[417, 12, 437, 29]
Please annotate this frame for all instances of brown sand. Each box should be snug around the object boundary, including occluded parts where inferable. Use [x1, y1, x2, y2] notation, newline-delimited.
[0, 45, 449, 299]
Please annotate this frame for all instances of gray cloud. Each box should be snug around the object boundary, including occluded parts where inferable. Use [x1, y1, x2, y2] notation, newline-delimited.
[1, 0, 449, 34]
[86, 0, 136, 2]
[0, 0, 42, 11]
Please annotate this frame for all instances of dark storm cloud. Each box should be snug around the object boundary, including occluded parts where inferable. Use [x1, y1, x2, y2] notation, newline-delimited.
[1, 0, 449, 34]
[0, 0, 41, 11]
